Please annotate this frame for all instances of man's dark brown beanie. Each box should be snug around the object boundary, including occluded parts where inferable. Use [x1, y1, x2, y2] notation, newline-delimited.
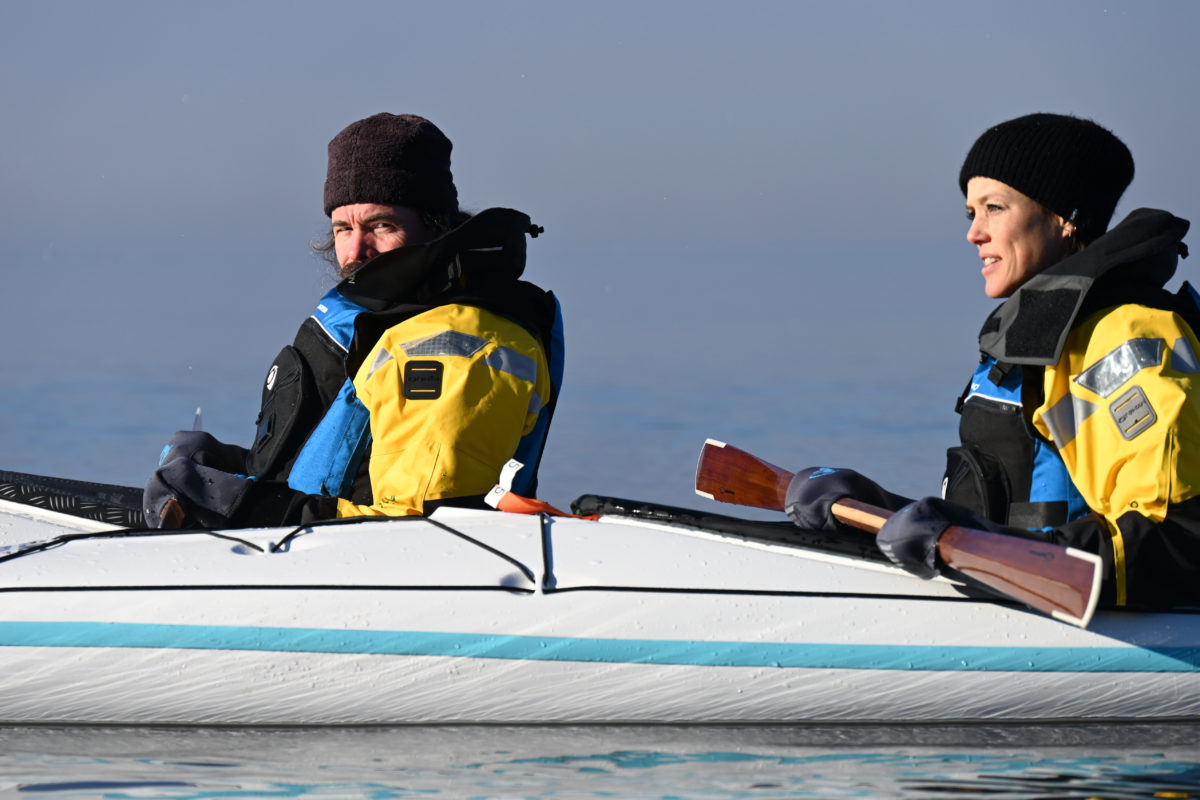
[959, 113, 1134, 244]
[323, 113, 459, 217]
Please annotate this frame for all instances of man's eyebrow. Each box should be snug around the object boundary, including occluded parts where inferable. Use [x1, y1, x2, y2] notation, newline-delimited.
[362, 213, 400, 224]
[332, 212, 401, 228]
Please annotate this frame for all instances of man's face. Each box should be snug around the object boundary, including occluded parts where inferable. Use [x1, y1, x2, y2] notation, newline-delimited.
[331, 203, 432, 277]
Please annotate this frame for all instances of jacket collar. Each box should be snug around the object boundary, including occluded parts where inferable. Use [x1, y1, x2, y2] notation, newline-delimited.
[336, 207, 541, 312]
[978, 208, 1190, 365]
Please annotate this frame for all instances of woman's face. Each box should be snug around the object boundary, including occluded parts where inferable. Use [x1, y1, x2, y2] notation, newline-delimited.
[965, 177, 1074, 299]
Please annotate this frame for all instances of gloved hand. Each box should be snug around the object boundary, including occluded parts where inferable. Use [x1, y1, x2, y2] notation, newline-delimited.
[784, 467, 911, 531]
[144, 430, 339, 529]
[144, 431, 254, 528]
[876, 496, 1051, 579]
[144, 457, 257, 529]
[156, 430, 249, 473]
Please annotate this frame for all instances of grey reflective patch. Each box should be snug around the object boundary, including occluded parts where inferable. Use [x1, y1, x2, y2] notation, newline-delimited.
[310, 315, 350, 354]
[1075, 338, 1163, 397]
[1110, 385, 1157, 440]
[1041, 393, 1098, 450]
[365, 348, 394, 381]
[401, 331, 488, 358]
[527, 390, 543, 415]
[484, 346, 537, 384]
[1172, 337, 1200, 374]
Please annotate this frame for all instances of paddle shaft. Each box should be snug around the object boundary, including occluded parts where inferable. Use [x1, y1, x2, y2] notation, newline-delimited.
[160, 498, 186, 528]
[829, 498, 889, 531]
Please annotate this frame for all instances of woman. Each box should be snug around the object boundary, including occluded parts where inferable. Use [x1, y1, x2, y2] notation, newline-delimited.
[787, 113, 1200, 610]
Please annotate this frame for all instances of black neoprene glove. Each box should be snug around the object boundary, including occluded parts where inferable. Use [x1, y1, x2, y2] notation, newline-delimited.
[144, 430, 335, 528]
[784, 466, 911, 531]
[154, 430, 249, 473]
[144, 457, 256, 529]
[143, 431, 251, 528]
[876, 496, 1051, 579]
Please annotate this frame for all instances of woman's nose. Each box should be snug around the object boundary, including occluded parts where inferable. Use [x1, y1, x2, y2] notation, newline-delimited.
[966, 217, 987, 245]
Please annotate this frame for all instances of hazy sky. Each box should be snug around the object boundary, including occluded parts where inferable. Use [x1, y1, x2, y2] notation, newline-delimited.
[5, 1, 1197, 247]
[3, 1, 1200, 500]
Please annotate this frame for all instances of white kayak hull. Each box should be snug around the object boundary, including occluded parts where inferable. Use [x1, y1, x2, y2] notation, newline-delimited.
[0, 498, 1196, 725]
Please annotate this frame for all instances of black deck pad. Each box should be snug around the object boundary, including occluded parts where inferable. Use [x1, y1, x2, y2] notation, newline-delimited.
[571, 494, 890, 564]
[0, 470, 146, 528]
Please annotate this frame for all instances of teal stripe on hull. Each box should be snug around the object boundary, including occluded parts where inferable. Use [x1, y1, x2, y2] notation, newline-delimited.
[0, 621, 1196, 673]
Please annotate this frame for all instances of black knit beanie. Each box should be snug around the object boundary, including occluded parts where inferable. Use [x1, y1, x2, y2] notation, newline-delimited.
[323, 113, 459, 217]
[959, 113, 1134, 243]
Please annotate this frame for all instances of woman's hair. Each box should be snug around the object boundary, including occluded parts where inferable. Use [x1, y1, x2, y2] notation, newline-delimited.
[311, 208, 472, 272]
[1044, 205, 1086, 257]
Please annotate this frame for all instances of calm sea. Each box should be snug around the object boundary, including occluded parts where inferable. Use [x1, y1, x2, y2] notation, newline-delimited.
[1, 240, 1197, 796]
[2, 723, 1199, 799]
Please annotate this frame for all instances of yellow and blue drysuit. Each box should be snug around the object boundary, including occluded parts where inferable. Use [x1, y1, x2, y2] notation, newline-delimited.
[238, 208, 564, 524]
[945, 208, 1200, 608]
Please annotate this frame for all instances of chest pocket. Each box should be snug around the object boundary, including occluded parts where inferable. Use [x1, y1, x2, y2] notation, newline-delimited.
[945, 362, 1076, 529]
[248, 345, 324, 481]
[943, 443, 1012, 523]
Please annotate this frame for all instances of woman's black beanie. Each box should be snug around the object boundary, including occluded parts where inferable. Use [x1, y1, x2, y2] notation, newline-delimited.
[959, 113, 1134, 243]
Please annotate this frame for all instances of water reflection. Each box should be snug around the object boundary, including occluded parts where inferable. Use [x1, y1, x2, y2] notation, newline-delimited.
[2, 724, 1198, 799]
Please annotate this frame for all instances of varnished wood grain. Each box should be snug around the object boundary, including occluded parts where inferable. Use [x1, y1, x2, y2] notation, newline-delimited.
[694, 440, 1099, 627]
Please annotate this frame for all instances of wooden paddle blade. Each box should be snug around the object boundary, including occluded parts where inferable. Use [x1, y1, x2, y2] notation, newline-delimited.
[695, 439, 793, 510]
[939, 526, 1102, 628]
[836, 497, 1100, 627]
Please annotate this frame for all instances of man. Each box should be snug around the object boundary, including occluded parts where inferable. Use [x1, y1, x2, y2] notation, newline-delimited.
[145, 113, 563, 528]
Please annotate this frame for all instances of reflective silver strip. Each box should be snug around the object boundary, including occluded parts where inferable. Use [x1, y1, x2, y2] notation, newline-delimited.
[365, 348, 394, 381]
[961, 389, 1022, 409]
[1041, 393, 1099, 450]
[401, 331, 488, 358]
[1074, 338, 1163, 398]
[484, 346, 538, 384]
[1172, 337, 1200, 374]
[310, 315, 349, 354]
[527, 390, 544, 415]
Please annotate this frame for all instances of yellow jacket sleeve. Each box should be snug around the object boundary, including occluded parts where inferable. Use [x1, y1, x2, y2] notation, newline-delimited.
[334, 303, 550, 518]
